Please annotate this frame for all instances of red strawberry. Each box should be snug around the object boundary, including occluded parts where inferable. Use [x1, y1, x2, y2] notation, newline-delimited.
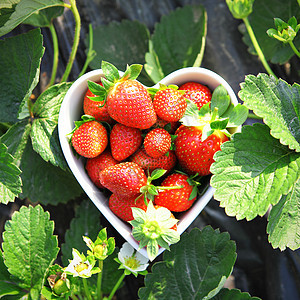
[153, 86, 187, 122]
[154, 173, 198, 212]
[93, 62, 157, 129]
[99, 162, 147, 197]
[110, 123, 142, 161]
[83, 81, 112, 123]
[85, 149, 118, 188]
[144, 128, 171, 158]
[109, 193, 148, 222]
[174, 125, 228, 176]
[179, 82, 212, 110]
[130, 148, 176, 174]
[71, 120, 108, 158]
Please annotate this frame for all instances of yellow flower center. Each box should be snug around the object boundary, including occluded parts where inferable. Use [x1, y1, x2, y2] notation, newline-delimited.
[75, 262, 89, 274]
[124, 256, 140, 270]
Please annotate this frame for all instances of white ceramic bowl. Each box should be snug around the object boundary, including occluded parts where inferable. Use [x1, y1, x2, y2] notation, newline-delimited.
[58, 67, 238, 259]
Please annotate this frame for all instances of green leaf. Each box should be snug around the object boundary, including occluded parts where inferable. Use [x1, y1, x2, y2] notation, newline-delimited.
[19, 138, 83, 204]
[241, 0, 300, 63]
[150, 4, 207, 77]
[267, 177, 300, 250]
[224, 104, 249, 128]
[22, 6, 64, 27]
[239, 74, 300, 152]
[211, 85, 231, 117]
[0, 0, 65, 37]
[210, 123, 300, 221]
[31, 82, 72, 169]
[145, 40, 165, 83]
[2, 205, 59, 296]
[0, 251, 24, 297]
[1, 120, 83, 205]
[139, 227, 236, 300]
[212, 288, 261, 300]
[61, 200, 102, 265]
[0, 143, 22, 204]
[0, 29, 44, 123]
[88, 20, 150, 83]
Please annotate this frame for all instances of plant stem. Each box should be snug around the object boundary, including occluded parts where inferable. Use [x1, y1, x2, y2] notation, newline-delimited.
[83, 278, 92, 300]
[289, 40, 300, 58]
[48, 22, 59, 86]
[107, 272, 126, 300]
[97, 260, 103, 300]
[78, 24, 96, 77]
[60, 0, 81, 82]
[243, 17, 278, 79]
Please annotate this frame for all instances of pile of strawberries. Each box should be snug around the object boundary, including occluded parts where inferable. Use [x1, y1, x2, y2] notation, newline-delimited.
[70, 62, 229, 223]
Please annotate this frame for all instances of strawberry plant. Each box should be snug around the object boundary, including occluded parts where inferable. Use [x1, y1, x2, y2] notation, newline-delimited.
[0, 0, 299, 299]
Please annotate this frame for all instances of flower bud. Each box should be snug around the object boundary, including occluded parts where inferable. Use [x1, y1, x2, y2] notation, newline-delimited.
[226, 0, 255, 19]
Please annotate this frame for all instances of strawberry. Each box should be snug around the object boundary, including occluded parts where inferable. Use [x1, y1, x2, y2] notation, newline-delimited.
[93, 61, 157, 129]
[85, 149, 118, 188]
[154, 173, 198, 212]
[144, 128, 171, 158]
[109, 193, 148, 222]
[83, 81, 112, 123]
[110, 123, 142, 161]
[153, 85, 187, 122]
[174, 125, 228, 176]
[99, 162, 147, 197]
[179, 82, 212, 110]
[130, 148, 176, 174]
[71, 117, 108, 158]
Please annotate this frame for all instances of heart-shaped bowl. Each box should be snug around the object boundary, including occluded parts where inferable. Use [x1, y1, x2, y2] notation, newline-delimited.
[58, 67, 238, 259]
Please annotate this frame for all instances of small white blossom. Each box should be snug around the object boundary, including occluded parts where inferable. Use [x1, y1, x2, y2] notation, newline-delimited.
[118, 242, 149, 275]
[64, 248, 94, 278]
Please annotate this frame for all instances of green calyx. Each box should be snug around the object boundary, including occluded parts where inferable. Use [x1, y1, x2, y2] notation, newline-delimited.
[87, 61, 143, 102]
[138, 168, 183, 204]
[180, 84, 249, 141]
[84, 228, 115, 261]
[129, 201, 180, 261]
[226, 0, 255, 19]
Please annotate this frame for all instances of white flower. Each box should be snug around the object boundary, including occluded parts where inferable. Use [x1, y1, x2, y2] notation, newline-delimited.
[118, 242, 149, 275]
[64, 248, 94, 278]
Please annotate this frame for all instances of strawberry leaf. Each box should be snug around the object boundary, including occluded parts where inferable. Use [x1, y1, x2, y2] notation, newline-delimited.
[138, 227, 236, 300]
[211, 123, 300, 221]
[150, 4, 207, 77]
[87, 80, 106, 97]
[239, 74, 300, 152]
[211, 85, 231, 117]
[145, 40, 165, 83]
[0, 143, 22, 204]
[101, 61, 120, 83]
[87, 20, 150, 84]
[0, 29, 44, 123]
[0, 250, 25, 297]
[31, 82, 72, 170]
[0, 0, 65, 37]
[122, 64, 143, 81]
[267, 177, 300, 251]
[223, 104, 249, 127]
[2, 205, 59, 296]
[213, 288, 261, 299]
